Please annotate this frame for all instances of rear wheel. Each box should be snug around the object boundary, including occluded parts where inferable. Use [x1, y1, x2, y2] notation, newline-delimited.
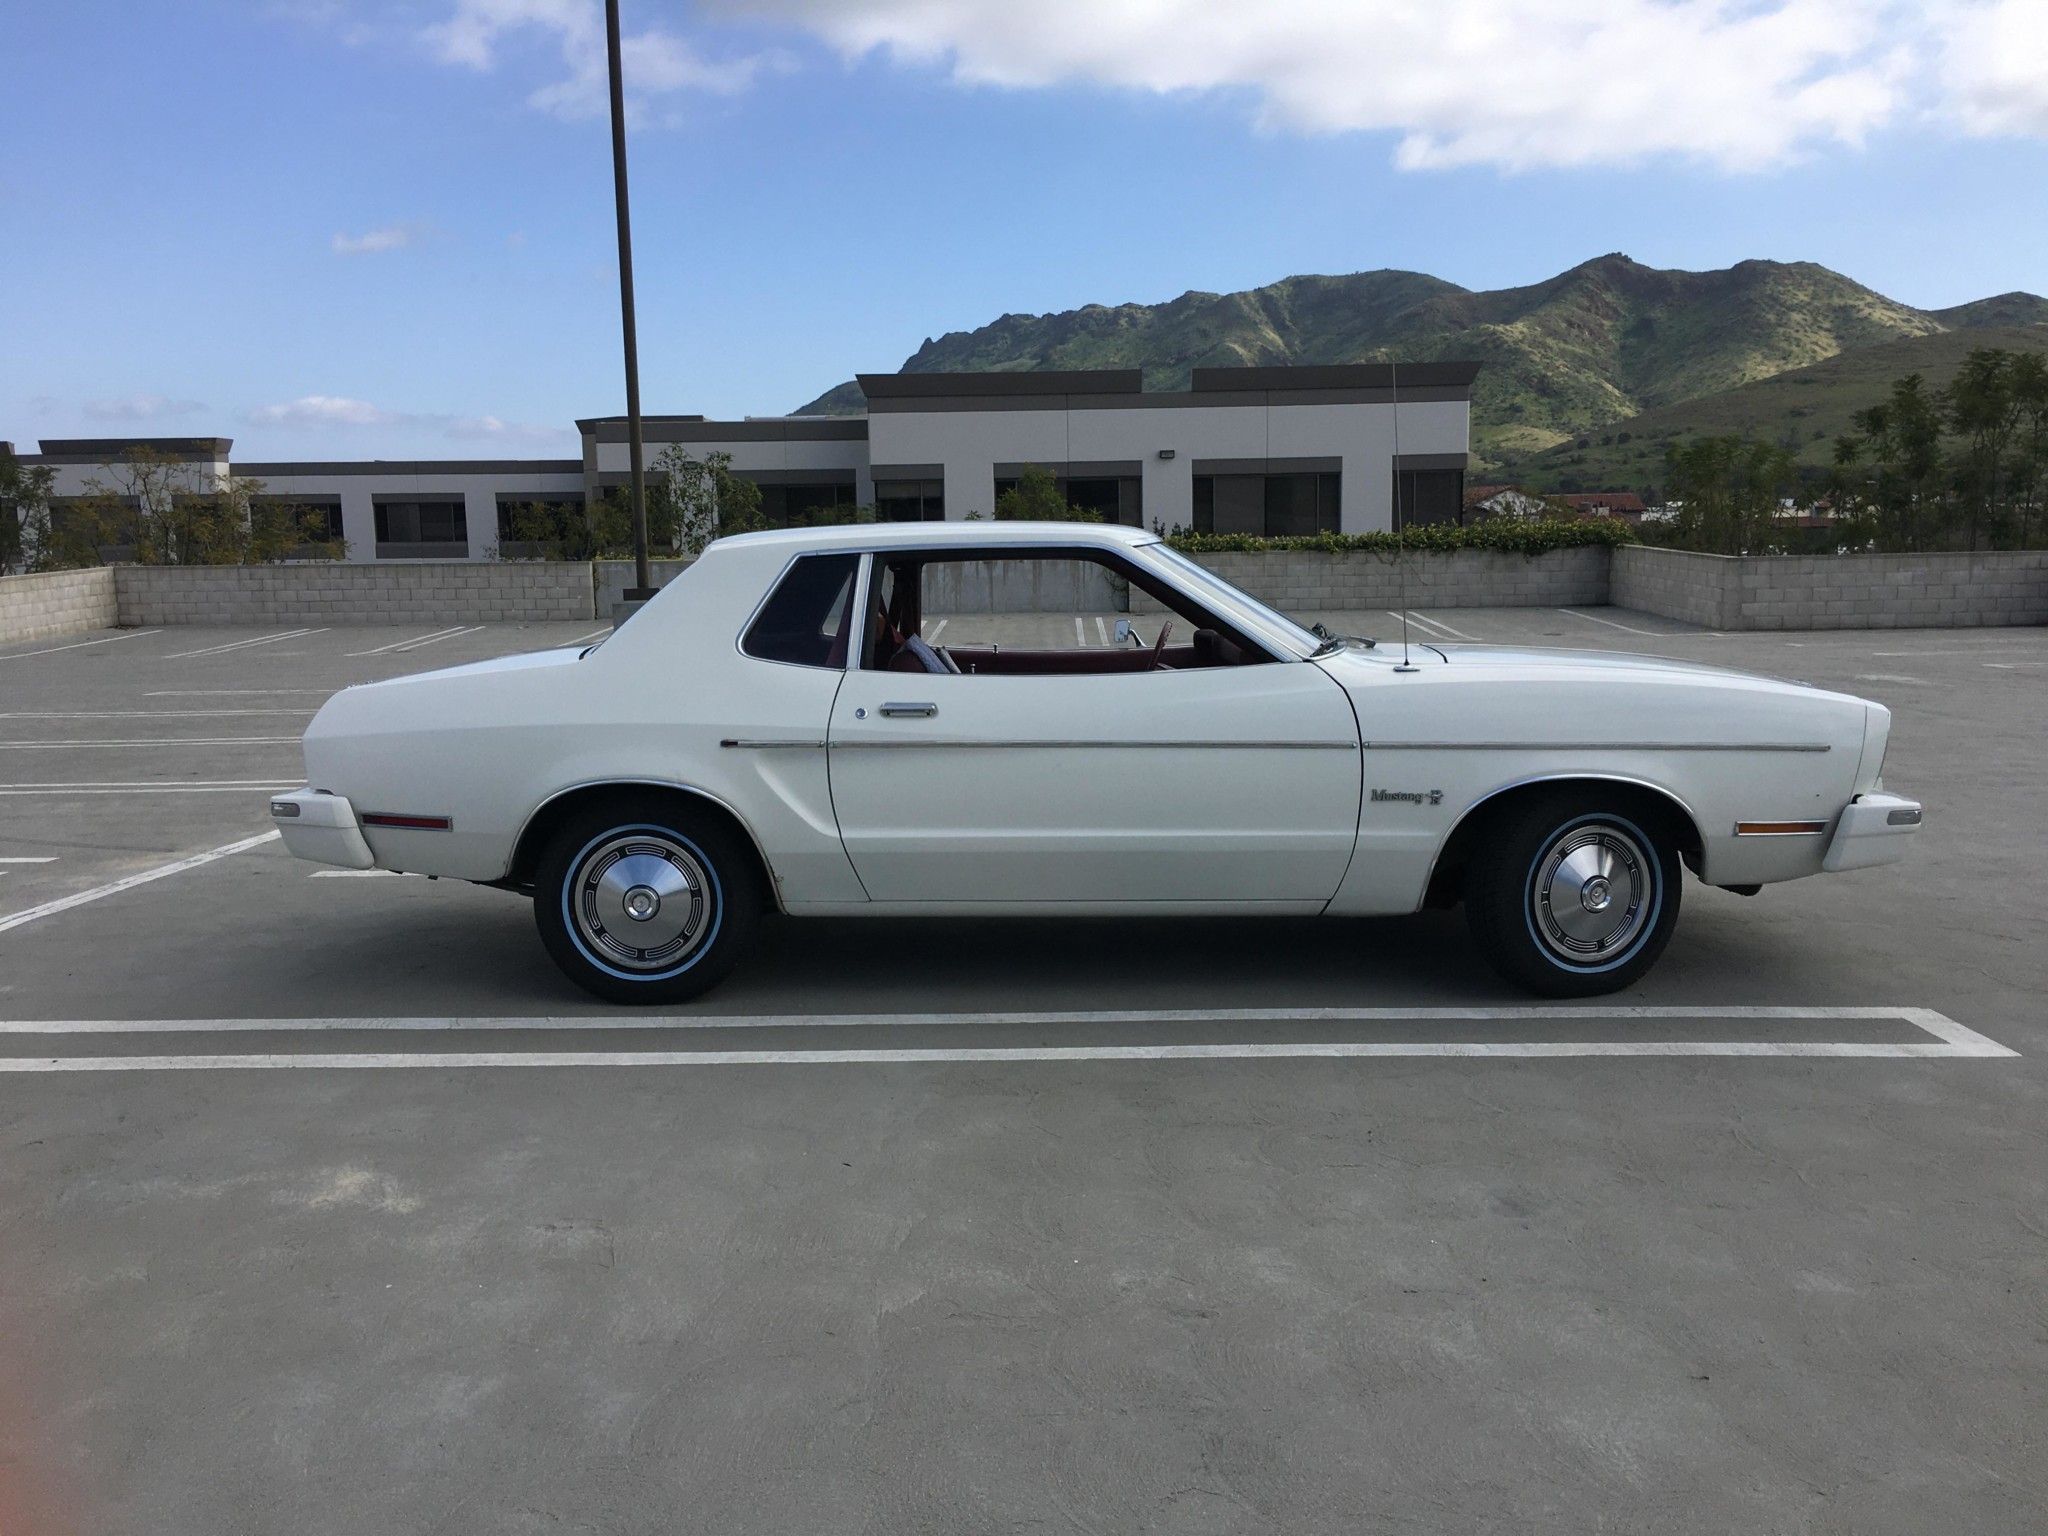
[533, 795, 762, 1005]
[1464, 791, 1681, 997]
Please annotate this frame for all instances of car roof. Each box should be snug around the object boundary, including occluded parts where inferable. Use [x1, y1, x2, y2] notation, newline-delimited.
[712, 521, 1161, 554]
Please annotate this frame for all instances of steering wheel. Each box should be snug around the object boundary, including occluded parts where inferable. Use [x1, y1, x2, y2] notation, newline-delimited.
[1148, 619, 1175, 671]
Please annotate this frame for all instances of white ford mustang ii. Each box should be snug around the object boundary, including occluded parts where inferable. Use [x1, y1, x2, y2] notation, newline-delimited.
[271, 523, 1921, 1002]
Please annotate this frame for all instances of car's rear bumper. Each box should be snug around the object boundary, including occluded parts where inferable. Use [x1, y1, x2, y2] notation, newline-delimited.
[1823, 791, 1923, 873]
[269, 788, 375, 870]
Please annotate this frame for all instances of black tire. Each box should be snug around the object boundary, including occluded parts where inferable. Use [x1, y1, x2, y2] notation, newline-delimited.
[1464, 790, 1682, 997]
[533, 794, 763, 1005]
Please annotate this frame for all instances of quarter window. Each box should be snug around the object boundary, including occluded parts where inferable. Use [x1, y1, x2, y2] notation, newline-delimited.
[743, 552, 860, 669]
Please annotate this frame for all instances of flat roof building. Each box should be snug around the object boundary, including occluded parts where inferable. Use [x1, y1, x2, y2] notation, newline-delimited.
[11, 362, 1477, 562]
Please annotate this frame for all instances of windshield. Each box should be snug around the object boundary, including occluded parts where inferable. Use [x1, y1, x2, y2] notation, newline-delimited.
[1145, 544, 1325, 654]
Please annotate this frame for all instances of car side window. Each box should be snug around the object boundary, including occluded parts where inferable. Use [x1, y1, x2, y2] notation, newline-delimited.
[742, 553, 860, 669]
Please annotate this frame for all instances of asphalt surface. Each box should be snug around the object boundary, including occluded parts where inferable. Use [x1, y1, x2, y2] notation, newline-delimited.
[0, 607, 2043, 1534]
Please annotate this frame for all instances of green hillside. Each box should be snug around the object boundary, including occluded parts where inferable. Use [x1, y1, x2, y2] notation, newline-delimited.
[1510, 324, 2048, 496]
[794, 255, 2047, 474]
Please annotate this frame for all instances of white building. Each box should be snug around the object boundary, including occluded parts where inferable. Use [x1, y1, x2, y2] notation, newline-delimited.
[10, 362, 1476, 562]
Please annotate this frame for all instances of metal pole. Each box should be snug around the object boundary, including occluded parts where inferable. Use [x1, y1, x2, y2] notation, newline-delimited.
[605, 0, 653, 601]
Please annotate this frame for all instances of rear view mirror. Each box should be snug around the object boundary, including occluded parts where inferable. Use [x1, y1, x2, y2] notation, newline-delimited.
[1113, 619, 1133, 645]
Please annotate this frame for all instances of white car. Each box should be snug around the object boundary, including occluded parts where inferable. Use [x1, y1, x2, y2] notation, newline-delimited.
[271, 522, 1921, 1002]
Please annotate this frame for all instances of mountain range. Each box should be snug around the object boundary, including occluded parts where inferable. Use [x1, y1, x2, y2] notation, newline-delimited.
[794, 255, 2048, 491]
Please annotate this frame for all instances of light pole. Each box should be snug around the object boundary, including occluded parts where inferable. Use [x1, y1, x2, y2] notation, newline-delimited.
[605, 0, 653, 602]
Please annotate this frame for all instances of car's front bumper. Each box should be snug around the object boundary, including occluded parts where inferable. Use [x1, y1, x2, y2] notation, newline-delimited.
[268, 788, 375, 870]
[1823, 791, 1923, 873]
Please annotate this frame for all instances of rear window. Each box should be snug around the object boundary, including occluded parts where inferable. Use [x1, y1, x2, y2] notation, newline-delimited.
[742, 553, 859, 669]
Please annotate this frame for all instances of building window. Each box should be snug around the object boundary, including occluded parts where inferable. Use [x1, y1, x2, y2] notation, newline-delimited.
[874, 480, 945, 522]
[1192, 473, 1339, 537]
[1394, 467, 1466, 529]
[250, 496, 345, 551]
[495, 495, 587, 556]
[742, 552, 859, 669]
[759, 482, 858, 528]
[992, 473, 1143, 526]
[374, 498, 469, 558]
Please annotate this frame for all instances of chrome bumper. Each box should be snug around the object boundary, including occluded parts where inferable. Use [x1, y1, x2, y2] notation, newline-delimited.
[1823, 791, 1923, 873]
[269, 788, 375, 870]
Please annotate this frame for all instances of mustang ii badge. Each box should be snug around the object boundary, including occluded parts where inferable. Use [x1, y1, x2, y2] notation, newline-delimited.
[1372, 788, 1444, 806]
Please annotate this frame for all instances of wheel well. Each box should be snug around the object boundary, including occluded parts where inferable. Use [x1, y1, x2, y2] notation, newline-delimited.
[505, 783, 780, 910]
[1422, 778, 1704, 909]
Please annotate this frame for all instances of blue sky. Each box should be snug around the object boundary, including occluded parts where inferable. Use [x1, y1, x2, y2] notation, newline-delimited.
[5, 0, 2045, 458]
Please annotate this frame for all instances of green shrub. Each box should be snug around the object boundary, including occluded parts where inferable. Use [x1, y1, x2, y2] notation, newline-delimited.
[1166, 518, 1637, 557]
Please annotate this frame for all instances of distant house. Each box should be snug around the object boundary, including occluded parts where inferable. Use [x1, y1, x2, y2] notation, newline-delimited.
[1555, 491, 1647, 521]
[1463, 484, 1553, 520]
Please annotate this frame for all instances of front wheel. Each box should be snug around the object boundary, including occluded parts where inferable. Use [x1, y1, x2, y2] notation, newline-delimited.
[533, 796, 762, 1005]
[1464, 793, 1682, 997]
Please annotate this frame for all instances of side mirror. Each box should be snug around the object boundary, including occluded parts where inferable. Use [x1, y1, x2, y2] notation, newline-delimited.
[1113, 619, 1134, 646]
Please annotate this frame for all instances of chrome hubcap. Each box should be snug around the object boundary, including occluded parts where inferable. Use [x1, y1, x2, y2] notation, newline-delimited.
[571, 834, 712, 973]
[1531, 822, 1651, 965]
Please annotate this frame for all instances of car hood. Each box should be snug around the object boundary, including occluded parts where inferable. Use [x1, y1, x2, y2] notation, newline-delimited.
[1324, 642, 1797, 687]
[344, 645, 590, 692]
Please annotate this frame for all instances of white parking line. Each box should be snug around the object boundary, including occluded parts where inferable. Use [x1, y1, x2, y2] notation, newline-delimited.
[1094, 617, 1111, 645]
[565, 628, 612, 646]
[1390, 611, 1474, 643]
[0, 738, 302, 750]
[0, 1007, 2011, 1069]
[0, 857, 59, 864]
[309, 870, 418, 878]
[1073, 617, 1086, 647]
[925, 619, 947, 642]
[0, 782, 294, 796]
[1558, 608, 1663, 637]
[347, 627, 469, 657]
[0, 630, 162, 662]
[0, 709, 310, 719]
[392, 625, 484, 652]
[0, 831, 280, 936]
[146, 689, 332, 697]
[164, 629, 324, 660]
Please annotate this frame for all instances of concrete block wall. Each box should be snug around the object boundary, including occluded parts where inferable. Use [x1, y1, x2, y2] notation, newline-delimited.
[0, 567, 119, 645]
[114, 561, 597, 627]
[1615, 547, 2048, 631]
[1130, 545, 1611, 614]
[595, 559, 695, 617]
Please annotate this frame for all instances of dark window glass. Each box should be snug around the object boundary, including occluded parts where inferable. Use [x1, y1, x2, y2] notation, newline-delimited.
[743, 552, 859, 669]
[761, 482, 857, 527]
[1194, 472, 1341, 535]
[495, 495, 584, 542]
[374, 499, 469, 550]
[1395, 467, 1465, 528]
[875, 480, 944, 522]
[251, 496, 345, 545]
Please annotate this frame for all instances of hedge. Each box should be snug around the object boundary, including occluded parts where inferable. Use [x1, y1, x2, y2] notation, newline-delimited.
[1166, 518, 1637, 556]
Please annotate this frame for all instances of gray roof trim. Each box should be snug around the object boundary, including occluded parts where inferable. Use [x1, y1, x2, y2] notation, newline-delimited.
[857, 370, 1143, 399]
[1192, 456, 1344, 476]
[1394, 452, 1470, 472]
[1191, 361, 1483, 391]
[236, 459, 582, 476]
[36, 436, 233, 459]
[994, 460, 1144, 479]
[583, 417, 868, 444]
[870, 464, 946, 482]
[867, 383, 1476, 413]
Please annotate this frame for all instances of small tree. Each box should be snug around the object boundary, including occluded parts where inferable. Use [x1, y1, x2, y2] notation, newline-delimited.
[0, 449, 58, 574]
[66, 448, 340, 565]
[651, 446, 764, 554]
[993, 464, 1102, 522]
[1661, 436, 1798, 554]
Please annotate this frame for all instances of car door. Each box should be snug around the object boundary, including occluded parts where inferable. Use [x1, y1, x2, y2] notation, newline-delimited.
[827, 652, 1362, 906]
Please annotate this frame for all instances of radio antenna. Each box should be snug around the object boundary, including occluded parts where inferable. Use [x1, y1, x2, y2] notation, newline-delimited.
[1392, 359, 1418, 673]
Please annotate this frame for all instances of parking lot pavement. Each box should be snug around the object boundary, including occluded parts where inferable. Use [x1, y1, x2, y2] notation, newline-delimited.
[1, 615, 2045, 1533]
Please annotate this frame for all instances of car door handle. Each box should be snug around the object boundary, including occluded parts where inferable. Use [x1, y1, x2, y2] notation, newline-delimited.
[879, 701, 938, 718]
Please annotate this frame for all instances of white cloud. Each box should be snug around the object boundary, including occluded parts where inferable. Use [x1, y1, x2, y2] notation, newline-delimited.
[425, 0, 765, 121]
[1940, 0, 2048, 138]
[247, 394, 571, 444]
[82, 393, 206, 422]
[702, 0, 2048, 172]
[332, 225, 416, 254]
